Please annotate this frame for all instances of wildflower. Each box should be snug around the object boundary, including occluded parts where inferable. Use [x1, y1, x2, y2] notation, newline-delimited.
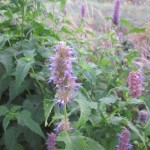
[46, 132, 56, 150]
[128, 71, 143, 98]
[48, 41, 80, 107]
[54, 119, 72, 133]
[116, 129, 132, 150]
[81, 4, 86, 18]
[112, 0, 120, 25]
[138, 110, 149, 125]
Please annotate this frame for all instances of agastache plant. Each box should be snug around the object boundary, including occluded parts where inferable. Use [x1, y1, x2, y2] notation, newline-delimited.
[138, 110, 149, 125]
[48, 41, 79, 107]
[46, 133, 56, 150]
[128, 71, 143, 98]
[116, 129, 132, 150]
[112, 0, 120, 26]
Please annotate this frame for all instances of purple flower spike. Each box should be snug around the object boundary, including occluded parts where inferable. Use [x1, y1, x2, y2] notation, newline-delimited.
[54, 119, 71, 133]
[81, 4, 86, 18]
[138, 110, 149, 125]
[48, 41, 80, 106]
[46, 132, 56, 150]
[116, 129, 132, 150]
[128, 71, 143, 98]
[112, 0, 120, 25]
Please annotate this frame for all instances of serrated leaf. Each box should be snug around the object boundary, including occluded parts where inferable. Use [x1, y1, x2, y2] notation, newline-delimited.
[76, 93, 97, 126]
[57, 132, 87, 150]
[99, 95, 117, 105]
[16, 110, 45, 138]
[129, 98, 143, 104]
[15, 58, 34, 93]
[109, 116, 125, 125]
[0, 52, 13, 75]
[9, 79, 31, 101]
[4, 127, 23, 150]
[85, 137, 105, 150]
[0, 75, 11, 98]
[43, 99, 55, 126]
[0, 105, 8, 117]
[23, 50, 37, 58]
[23, 95, 44, 124]
[3, 115, 11, 131]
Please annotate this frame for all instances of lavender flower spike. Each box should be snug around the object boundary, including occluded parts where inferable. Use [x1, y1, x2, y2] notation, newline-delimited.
[81, 4, 86, 18]
[46, 132, 56, 150]
[54, 119, 71, 133]
[112, 0, 120, 25]
[138, 110, 149, 125]
[48, 41, 80, 107]
[128, 71, 143, 98]
[116, 129, 132, 150]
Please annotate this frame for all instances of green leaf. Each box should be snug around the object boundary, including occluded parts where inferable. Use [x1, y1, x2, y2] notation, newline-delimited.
[23, 95, 44, 124]
[16, 110, 45, 138]
[0, 52, 13, 75]
[3, 115, 11, 131]
[15, 58, 34, 93]
[57, 132, 87, 150]
[128, 28, 146, 34]
[59, 0, 67, 10]
[99, 95, 117, 105]
[0, 75, 11, 99]
[85, 137, 105, 150]
[109, 116, 125, 125]
[120, 19, 132, 28]
[144, 118, 150, 136]
[43, 99, 55, 126]
[4, 127, 23, 150]
[0, 105, 8, 117]
[126, 120, 146, 149]
[129, 98, 143, 104]
[76, 93, 97, 126]
[61, 26, 73, 35]
[9, 79, 31, 101]
[23, 50, 37, 58]
[47, 13, 55, 22]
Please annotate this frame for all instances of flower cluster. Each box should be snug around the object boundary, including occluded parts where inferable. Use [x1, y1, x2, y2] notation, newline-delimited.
[46, 133, 56, 150]
[128, 71, 143, 98]
[48, 41, 80, 107]
[54, 119, 72, 133]
[138, 110, 149, 125]
[116, 129, 132, 150]
[112, 0, 120, 25]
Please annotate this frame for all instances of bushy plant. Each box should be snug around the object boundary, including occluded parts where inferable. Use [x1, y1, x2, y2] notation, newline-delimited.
[0, 0, 150, 150]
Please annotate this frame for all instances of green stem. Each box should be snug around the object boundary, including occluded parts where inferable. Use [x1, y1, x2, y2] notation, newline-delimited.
[31, 67, 45, 94]
[21, 0, 25, 46]
[64, 103, 67, 121]
[106, 98, 132, 121]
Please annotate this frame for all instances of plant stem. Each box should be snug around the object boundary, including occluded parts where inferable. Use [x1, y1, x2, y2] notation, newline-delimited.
[31, 67, 45, 95]
[106, 98, 132, 121]
[64, 103, 67, 122]
[21, 0, 25, 46]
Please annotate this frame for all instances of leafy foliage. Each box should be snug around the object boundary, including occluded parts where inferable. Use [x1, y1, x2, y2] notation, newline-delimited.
[0, 0, 150, 149]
